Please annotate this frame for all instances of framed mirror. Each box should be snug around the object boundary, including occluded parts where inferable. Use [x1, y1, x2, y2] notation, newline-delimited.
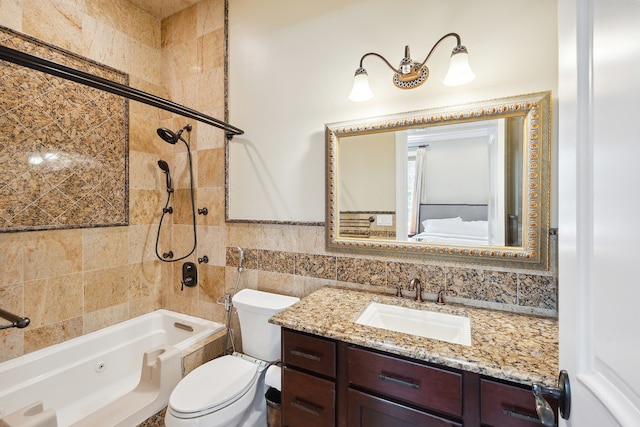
[326, 91, 552, 270]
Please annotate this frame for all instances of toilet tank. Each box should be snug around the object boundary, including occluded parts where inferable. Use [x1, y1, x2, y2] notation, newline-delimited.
[232, 289, 299, 361]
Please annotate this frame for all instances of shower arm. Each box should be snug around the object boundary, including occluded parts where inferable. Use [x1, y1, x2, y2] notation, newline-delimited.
[0, 45, 244, 140]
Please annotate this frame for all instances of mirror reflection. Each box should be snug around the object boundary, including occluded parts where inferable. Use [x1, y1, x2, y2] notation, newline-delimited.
[326, 92, 552, 269]
[338, 117, 524, 246]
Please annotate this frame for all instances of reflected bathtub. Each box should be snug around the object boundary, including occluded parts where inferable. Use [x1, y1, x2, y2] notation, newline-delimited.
[0, 310, 225, 427]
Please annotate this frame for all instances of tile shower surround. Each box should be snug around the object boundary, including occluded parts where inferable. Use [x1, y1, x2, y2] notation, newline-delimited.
[225, 246, 557, 316]
[0, 26, 129, 231]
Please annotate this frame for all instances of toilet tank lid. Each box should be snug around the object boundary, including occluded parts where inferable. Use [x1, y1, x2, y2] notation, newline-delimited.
[232, 289, 299, 313]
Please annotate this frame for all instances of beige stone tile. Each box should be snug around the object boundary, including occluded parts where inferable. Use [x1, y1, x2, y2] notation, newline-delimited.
[172, 147, 198, 190]
[226, 223, 262, 250]
[24, 316, 83, 354]
[195, 116, 226, 150]
[256, 271, 304, 298]
[0, 1, 23, 31]
[172, 188, 195, 225]
[258, 225, 297, 252]
[83, 227, 129, 271]
[130, 151, 163, 190]
[161, 38, 199, 84]
[196, 299, 226, 324]
[196, 187, 225, 226]
[81, 14, 128, 71]
[125, 1, 161, 49]
[0, 232, 23, 285]
[197, 67, 224, 112]
[295, 225, 326, 255]
[129, 295, 162, 319]
[128, 102, 164, 155]
[198, 264, 225, 304]
[129, 224, 166, 264]
[84, 265, 129, 313]
[23, 229, 83, 281]
[24, 273, 83, 328]
[171, 224, 198, 261]
[196, 225, 225, 266]
[196, 0, 224, 37]
[128, 38, 162, 86]
[83, 303, 129, 333]
[224, 266, 257, 294]
[166, 73, 199, 113]
[22, 0, 84, 53]
[130, 189, 163, 225]
[129, 260, 163, 300]
[0, 326, 24, 363]
[161, 4, 197, 48]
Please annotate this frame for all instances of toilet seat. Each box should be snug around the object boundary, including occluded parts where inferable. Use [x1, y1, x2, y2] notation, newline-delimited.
[168, 355, 260, 419]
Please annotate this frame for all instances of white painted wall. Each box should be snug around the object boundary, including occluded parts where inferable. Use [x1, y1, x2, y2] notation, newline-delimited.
[228, 0, 558, 222]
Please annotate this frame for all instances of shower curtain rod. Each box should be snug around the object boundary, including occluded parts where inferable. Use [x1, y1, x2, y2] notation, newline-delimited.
[0, 45, 244, 140]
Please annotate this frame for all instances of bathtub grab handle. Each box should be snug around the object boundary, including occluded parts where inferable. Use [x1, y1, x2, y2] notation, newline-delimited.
[0, 307, 30, 330]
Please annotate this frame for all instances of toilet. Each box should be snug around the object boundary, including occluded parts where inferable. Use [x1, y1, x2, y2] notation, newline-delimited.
[165, 289, 299, 427]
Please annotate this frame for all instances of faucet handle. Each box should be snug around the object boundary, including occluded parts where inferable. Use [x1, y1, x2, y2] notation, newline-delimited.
[436, 288, 457, 305]
[395, 285, 403, 298]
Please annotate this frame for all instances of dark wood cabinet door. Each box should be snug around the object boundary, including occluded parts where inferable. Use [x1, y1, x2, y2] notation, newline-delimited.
[347, 388, 462, 427]
[481, 379, 558, 427]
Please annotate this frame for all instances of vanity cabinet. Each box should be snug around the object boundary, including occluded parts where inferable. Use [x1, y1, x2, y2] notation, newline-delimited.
[282, 328, 554, 427]
[282, 329, 337, 427]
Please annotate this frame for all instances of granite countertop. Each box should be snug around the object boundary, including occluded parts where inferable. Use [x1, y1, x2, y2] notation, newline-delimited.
[270, 286, 559, 387]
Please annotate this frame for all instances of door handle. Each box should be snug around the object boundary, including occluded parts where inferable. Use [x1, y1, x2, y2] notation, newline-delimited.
[532, 370, 571, 426]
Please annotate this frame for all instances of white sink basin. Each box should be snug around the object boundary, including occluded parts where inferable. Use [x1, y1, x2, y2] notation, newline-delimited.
[355, 302, 472, 346]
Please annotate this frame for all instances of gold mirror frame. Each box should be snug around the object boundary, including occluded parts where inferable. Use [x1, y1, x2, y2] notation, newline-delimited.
[325, 91, 552, 270]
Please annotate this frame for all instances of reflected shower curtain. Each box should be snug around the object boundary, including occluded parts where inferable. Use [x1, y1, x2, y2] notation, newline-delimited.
[409, 147, 428, 236]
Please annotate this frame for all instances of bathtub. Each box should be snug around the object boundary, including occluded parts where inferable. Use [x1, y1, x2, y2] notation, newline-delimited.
[0, 310, 225, 427]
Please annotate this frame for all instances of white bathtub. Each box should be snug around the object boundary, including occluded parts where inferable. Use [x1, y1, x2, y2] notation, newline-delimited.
[0, 310, 225, 427]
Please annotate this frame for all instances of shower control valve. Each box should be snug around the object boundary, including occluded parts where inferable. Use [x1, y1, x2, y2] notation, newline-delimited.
[181, 262, 198, 291]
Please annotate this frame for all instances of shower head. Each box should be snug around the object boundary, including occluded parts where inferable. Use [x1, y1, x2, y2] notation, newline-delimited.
[157, 124, 192, 145]
[157, 159, 173, 192]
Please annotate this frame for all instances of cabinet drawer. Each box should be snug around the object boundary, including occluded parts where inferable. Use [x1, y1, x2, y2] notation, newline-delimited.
[348, 388, 462, 427]
[283, 366, 335, 427]
[347, 346, 462, 417]
[481, 379, 558, 427]
[283, 329, 336, 378]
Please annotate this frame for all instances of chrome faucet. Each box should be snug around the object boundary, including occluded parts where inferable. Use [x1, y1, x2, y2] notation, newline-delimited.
[409, 278, 423, 302]
[436, 288, 457, 305]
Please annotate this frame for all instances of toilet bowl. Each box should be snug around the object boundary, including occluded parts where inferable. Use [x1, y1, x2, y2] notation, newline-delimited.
[165, 289, 299, 427]
[165, 354, 267, 427]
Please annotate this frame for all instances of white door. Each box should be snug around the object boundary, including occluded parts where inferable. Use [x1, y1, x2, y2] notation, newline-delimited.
[558, 0, 640, 425]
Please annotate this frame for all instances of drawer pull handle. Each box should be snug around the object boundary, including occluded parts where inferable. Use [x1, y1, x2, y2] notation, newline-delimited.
[291, 349, 321, 361]
[502, 409, 549, 425]
[378, 374, 420, 389]
[290, 399, 322, 417]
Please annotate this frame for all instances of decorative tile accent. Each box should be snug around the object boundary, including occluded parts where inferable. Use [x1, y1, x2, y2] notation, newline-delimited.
[337, 257, 386, 287]
[387, 261, 445, 293]
[518, 274, 557, 310]
[226, 246, 557, 316]
[259, 249, 295, 274]
[0, 25, 129, 232]
[448, 268, 517, 304]
[295, 253, 336, 280]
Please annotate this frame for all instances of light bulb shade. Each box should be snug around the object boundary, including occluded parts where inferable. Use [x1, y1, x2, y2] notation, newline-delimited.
[348, 68, 374, 102]
[443, 49, 475, 86]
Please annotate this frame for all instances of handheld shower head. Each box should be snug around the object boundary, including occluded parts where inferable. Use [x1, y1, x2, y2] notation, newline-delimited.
[157, 160, 173, 192]
[156, 124, 193, 145]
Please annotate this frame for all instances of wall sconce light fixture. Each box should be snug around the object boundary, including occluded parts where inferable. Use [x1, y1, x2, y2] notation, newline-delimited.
[348, 32, 475, 102]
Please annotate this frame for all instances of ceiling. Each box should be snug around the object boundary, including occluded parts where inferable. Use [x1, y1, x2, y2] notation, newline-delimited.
[128, 0, 200, 19]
